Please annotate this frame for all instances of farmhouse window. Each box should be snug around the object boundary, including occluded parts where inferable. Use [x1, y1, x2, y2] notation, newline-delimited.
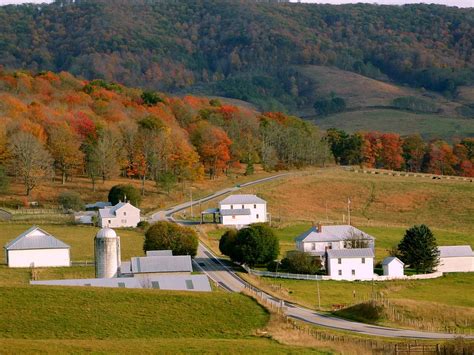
[338, 258, 341, 264]
[242, 205, 244, 209]
[311, 243, 316, 250]
[108, 219, 111, 224]
[256, 214, 259, 219]
[362, 258, 365, 264]
[151, 281, 160, 289]
[351, 270, 355, 276]
[118, 282, 125, 288]
[254, 204, 256, 209]
[124, 212, 127, 216]
[232, 216, 236, 219]
[338, 270, 342, 276]
[231, 205, 233, 209]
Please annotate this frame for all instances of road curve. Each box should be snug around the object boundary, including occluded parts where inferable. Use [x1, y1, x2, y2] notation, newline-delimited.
[149, 172, 472, 340]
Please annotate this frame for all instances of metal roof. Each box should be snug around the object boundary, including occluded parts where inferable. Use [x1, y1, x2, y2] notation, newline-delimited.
[382, 256, 404, 266]
[220, 208, 251, 216]
[438, 245, 473, 258]
[99, 202, 140, 218]
[146, 250, 173, 257]
[219, 194, 266, 205]
[327, 248, 374, 259]
[85, 201, 112, 209]
[295, 225, 375, 243]
[31, 275, 212, 292]
[131, 255, 192, 273]
[4, 226, 70, 250]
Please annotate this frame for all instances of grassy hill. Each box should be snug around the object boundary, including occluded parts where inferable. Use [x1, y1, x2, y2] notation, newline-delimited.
[0, 286, 323, 353]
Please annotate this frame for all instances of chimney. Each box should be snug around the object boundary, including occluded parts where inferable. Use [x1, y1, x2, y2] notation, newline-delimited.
[317, 223, 322, 233]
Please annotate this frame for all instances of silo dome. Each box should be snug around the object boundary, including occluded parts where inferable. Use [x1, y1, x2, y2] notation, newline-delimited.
[96, 227, 117, 239]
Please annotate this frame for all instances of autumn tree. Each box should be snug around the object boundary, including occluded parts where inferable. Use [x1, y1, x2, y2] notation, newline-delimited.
[379, 133, 403, 170]
[402, 135, 426, 172]
[48, 124, 84, 184]
[8, 131, 53, 196]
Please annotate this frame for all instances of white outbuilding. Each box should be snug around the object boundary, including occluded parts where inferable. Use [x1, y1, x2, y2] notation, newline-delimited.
[327, 248, 374, 281]
[382, 256, 404, 277]
[4, 226, 70, 268]
[98, 202, 141, 228]
[437, 245, 473, 273]
[218, 194, 267, 227]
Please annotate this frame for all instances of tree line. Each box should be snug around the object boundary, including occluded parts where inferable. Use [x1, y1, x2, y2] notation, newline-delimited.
[0, 70, 330, 197]
[327, 129, 474, 177]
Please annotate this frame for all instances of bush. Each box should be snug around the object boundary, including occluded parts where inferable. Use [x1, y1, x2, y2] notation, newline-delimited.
[220, 224, 279, 266]
[58, 191, 84, 211]
[108, 184, 141, 207]
[144, 221, 198, 257]
[313, 97, 346, 116]
[137, 221, 150, 231]
[141, 90, 164, 106]
[280, 251, 321, 275]
[219, 229, 238, 257]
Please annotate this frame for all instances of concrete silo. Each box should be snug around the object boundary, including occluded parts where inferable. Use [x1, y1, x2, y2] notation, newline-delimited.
[94, 227, 121, 278]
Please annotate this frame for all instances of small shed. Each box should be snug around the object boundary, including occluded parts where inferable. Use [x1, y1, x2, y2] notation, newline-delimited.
[382, 257, 404, 277]
[4, 226, 70, 268]
[437, 246, 473, 273]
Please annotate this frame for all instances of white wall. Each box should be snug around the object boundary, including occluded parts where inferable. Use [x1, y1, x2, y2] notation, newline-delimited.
[437, 257, 473, 273]
[7, 248, 70, 268]
[383, 262, 404, 277]
[220, 202, 266, 226]
[99, 205, 140, 228]
[299, 241, 344, 253]
[328, 256, 374, 281]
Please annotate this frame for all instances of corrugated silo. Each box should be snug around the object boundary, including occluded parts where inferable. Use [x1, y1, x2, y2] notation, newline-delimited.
[94, 227, 121, 278]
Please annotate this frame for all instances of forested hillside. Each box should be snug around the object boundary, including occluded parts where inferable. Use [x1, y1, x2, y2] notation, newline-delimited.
[0, 70, 329, 196]
[0, 0, 472, 113]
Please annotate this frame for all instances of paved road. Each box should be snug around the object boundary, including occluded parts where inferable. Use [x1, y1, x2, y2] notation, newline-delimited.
[149, 172, 472, 340]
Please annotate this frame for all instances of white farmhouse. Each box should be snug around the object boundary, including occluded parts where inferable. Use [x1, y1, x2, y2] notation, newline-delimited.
[98, 202, 140, 228]
[382, 256, 404, 277]
[218, 194, 267, 227]
[327, 248, 374, 281]
[4, 226, 70, 268]
[437, 245, 473, 273]
[295, 224, 375, 259]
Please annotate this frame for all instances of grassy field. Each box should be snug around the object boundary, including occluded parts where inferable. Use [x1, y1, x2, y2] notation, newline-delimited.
[312, 109, 474, 140]
[0, 286, 326, 353]
[0, 223, 145, 263]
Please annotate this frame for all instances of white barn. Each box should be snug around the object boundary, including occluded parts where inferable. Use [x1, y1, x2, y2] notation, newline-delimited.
[4, 226, 70, 268]
[295, 224, 375, 259]
[218, 194, 267, 227]
[327, 248, 374, 281]
[98, 202, 141, 228]
[382, 257, 404, 277]
[437, 246, 473, 273]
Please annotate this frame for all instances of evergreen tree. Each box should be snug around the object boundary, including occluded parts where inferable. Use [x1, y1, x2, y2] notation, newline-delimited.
[398, 224, 439, 273]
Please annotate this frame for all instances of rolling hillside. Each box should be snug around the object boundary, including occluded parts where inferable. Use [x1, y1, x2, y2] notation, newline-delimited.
[0, 0, 473, 126]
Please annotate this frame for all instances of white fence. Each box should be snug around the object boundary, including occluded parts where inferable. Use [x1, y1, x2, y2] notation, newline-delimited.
[243, 264, 444, 282]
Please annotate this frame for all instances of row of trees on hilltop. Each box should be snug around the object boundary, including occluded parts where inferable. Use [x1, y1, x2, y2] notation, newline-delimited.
[0, 71, 330, 196]
[327, 129, 474, 177]
[0, 1, 472, 112]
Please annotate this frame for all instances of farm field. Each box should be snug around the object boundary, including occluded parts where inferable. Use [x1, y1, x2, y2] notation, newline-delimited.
[0, 286, 326, 354]
[312, 109, 474, 140]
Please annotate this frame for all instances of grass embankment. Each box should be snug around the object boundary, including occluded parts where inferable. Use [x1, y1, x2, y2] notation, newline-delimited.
[0, 286, 324, 353]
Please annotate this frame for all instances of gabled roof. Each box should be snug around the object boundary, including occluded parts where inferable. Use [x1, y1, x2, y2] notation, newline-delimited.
[382, 256, 404, 266]
[146, 250, 173, 257]
[295, 225, 375, 243]
[327, 248, 374, 259]
[130, 255, 192, 273]
[99, 202, 140, 218]
[220, 208, 251, 216]
[438, 245, 473, 258]
[219, 194, 266, 205]
[85, 201, 111, 209]
[4, 226, 70, 251]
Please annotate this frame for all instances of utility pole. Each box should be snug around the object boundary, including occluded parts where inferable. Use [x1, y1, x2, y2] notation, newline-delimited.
[347, 197, 351, 225]
[316, 278, 321, 311]
[190, 189, 193, 218]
